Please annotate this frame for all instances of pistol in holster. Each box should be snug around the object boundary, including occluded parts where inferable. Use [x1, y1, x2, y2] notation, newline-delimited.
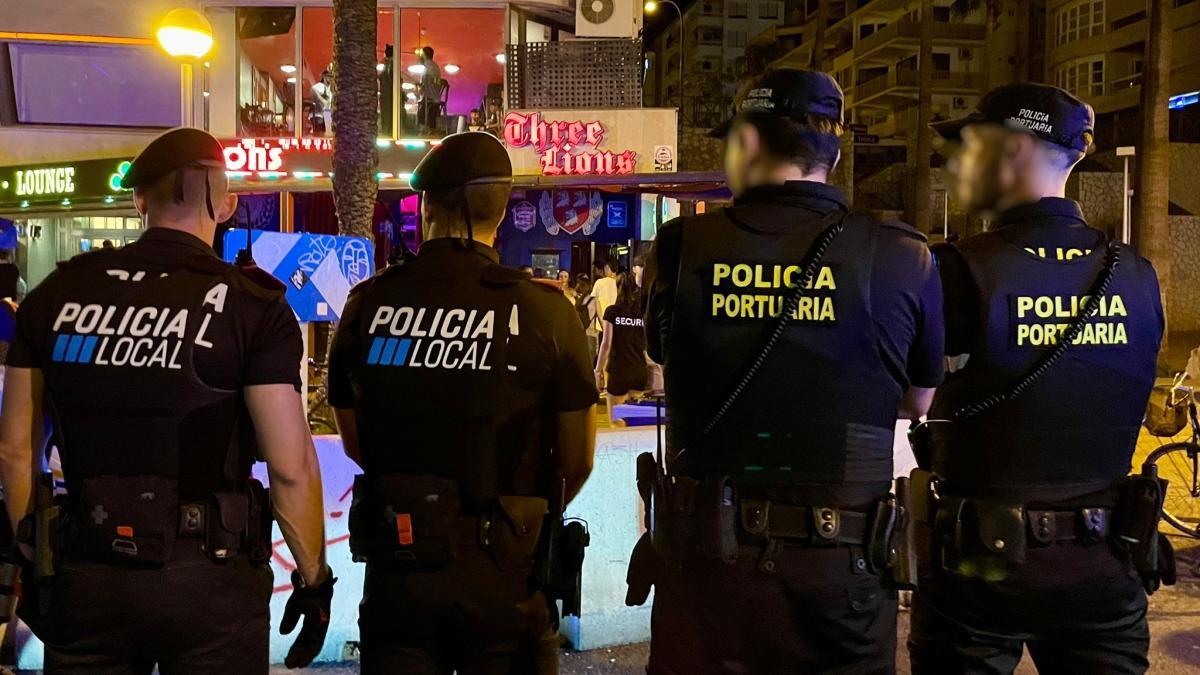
[15, 473, 62, 637]
[1113, 464, 1175, 595]
[539, 515, 589, 621]
[625, 452, 661, 607]
[892, 469, 938, 589]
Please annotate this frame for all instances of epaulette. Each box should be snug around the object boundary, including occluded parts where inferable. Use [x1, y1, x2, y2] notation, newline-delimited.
[183, 255, 286, 297]
[529, 278, 563, 293]
[236, 263, 287, 292]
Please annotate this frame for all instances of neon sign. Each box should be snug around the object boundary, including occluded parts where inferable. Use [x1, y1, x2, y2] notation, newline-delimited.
[15, 166, 75, 197]
[222, 137, 334, 173]
[503, 112, 638, 177]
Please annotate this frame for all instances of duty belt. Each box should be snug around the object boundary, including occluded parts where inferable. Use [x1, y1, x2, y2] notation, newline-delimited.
[1026, 507, 1111, 543]
[739, 501, 871, 546]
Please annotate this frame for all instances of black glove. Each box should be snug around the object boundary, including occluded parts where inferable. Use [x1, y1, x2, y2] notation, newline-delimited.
[280, 567, 336, 669]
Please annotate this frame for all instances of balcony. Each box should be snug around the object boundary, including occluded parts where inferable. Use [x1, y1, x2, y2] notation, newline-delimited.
[867, 106, 920, 139]
[853, 69, 982, 108]
[855, 21, 986, 63]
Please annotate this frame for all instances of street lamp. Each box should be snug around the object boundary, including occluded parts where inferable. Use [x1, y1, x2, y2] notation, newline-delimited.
[645, 1, 684, 119]
[156, 8, 214, 128]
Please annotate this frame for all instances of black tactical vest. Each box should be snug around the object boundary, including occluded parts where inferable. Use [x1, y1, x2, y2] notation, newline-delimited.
[41, 250, 250, 500]
[667, 209, 906, 507]
[930, 232, 1162, 504]
[347, 260, 537, 502]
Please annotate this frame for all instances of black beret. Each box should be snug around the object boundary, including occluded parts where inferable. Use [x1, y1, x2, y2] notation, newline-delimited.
[409, 131, 513, 192]
[122, 127, 225, 189]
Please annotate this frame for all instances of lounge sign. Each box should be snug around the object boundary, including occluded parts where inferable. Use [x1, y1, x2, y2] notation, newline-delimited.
[0, 158, 132, 208]
[503, 109, 678, 177]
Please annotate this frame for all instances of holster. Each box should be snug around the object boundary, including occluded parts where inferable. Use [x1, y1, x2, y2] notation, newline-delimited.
[865, 493, 899, 576]
[1113, 468, 1174, 594]
[936, 496, 1027, 578]
[196, 479, 272, 563]
[626, 453, 662, 607]
[544, 518, 588, 617]
[651, 474, 738, 566]
[892, 473, 916, 588]
[348, 473, 463, 570]
[16, 473, 62, 637]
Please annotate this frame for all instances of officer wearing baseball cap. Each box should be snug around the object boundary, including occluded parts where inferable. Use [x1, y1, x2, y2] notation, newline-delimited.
[327, 131, 598, 673]
[634, 69, 944, 672]
[907, 83, 1167, 673]
[0, 127, 334, 671]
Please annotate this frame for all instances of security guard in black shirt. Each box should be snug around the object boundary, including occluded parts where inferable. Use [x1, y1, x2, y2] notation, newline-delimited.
[0, 128, 334, 672]
[907, 84, 1165, 674]
[328, 131, 598, 674]
[639, 69, 945, 674]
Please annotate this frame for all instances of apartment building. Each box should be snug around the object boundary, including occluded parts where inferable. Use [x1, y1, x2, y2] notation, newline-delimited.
[647, 0, 793, 127]
[1046, 0, 1200, 151]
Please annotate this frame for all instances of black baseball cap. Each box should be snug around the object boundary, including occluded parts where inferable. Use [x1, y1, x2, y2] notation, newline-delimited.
[409, 131, 513, 192]
[121, 127, 226, 190]
[709, 69, 845, 139]
[930, 83, 1095, 153]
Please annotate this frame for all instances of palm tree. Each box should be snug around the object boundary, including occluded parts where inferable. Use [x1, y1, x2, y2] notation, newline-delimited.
[331, 0, 378, 239]
[1134, 0, 1173, 344]
[811, 0, 828, 71]
[908, 0, 934, 233]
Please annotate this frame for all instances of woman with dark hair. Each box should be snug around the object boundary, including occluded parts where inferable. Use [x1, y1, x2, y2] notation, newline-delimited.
[595, 273, 648, 425]
[573, 274, 599, 364]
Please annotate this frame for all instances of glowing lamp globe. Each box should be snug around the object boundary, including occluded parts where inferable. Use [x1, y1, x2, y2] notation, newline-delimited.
[156, 9, 214, 60]
[645, 1, 659, 13]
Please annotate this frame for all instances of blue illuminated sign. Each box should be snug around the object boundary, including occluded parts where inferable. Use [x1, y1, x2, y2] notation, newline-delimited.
[1169, 91, 1198, 110]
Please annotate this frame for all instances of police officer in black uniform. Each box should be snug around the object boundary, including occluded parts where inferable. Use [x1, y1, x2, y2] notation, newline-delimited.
[908, 84, 1165, 674]
[0, 128, 334, 673]
[640, 69, 945, 673]
[327, 131, 598, 674]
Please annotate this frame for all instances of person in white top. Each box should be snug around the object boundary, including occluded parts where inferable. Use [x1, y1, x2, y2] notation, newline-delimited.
[590, 260, 618, 322]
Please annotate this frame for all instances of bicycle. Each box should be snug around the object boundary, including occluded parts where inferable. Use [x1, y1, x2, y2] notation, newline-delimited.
[306, 357, 338, 436]
[1143, 373, 1200, 538]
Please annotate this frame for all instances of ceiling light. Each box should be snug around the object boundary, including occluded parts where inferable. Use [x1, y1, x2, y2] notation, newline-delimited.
[407, 63, 426, 75]
[401, 82, 415, 91]
[495, 53, 506, 64]
[444, 63, 460, 74]
[286, 77, 297, 83]
[280, 64, 297, 74]
[376, 63, 386, 72]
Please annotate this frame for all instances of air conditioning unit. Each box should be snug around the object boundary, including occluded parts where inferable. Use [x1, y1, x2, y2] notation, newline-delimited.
[577, 0, 638, 38]
[953, 97, 968, 109]
[959, 48, 973, 60]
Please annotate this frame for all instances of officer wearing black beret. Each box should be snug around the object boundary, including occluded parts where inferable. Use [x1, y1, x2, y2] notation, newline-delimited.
[0, 127, 334, 672]
[637, 69, 945, 672]
[327, 131, 598, 673]
[907, 83, 1165, 673]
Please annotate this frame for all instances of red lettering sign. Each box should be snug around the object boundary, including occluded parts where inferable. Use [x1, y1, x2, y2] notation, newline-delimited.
[221, 138, 334, 172]
[503, 112, 638, 177]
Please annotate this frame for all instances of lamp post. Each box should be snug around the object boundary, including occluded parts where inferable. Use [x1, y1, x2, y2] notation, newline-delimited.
[156, 8, 214, 128]
[645, 1, 685, 121]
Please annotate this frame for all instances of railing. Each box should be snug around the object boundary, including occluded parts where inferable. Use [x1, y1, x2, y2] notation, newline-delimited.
[681, 95, 728, 129]
[855, 69, 981, 101]
[855, 20, 986, 57]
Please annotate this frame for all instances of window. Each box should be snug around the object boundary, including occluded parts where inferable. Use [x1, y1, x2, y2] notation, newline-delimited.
[758, 2, 780, 20]
[729, 30, 748, 48]
[701, 3, 720, 17]
[1055, 0, 1104, 46]
[729, 1, 749, 18]
[933, 6, 951, 21]
[697, 27, 724, 45]
[1055, 57, 1105, 98]
[5, 43, 178, 127]
[932, 53, 951, 73]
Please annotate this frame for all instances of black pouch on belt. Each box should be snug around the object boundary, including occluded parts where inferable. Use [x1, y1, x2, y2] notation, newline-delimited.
[666, 476, 737, 564]
[1113, 471, 1173, 593]
[490, 495, 549, 574]
[206, 491, 250, 561]
[865, 494, 898, 576]
[77, 475, 177, 566]
[942, 499, 1026, 575]
[244, 480, 273, 564]
[350, 473, 461, 569]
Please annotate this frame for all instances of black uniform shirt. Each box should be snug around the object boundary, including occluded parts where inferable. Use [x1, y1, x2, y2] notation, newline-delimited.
[9, 227, 302, 391]
[934, 198, 1149, 356]
[328, 239, 597, 492]
[645, 181, 945, 390]
[602, 301, 649, 382]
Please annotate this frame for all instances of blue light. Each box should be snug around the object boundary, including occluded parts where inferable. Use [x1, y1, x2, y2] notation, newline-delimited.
[1169, 91, 1199, 110]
